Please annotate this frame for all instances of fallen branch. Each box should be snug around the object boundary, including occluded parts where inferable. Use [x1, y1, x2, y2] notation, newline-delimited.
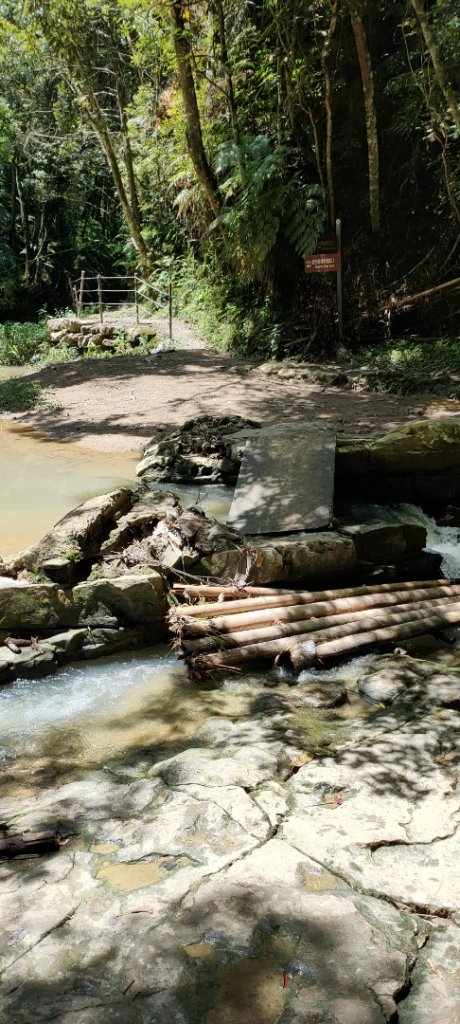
[377, 276, 460, 313]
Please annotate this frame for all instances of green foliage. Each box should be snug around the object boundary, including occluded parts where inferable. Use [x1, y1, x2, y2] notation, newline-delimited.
[0, 322, 47, 365]
[173, 253, 281, 357]
[0, 378, 42, 411]
[213, 135, 325, 281]
[0, 0, 458, 344]
[354, 338, 460, 394]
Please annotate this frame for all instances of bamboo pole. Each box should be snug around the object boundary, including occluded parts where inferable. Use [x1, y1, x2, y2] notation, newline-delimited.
[311, 605, 460, 663]
[172, 583, 300, 599]
[171, 584, 460, 636]
[172, 579, 450, 619]
[189, 602, 460, 674]
[180, 595, 460, 653]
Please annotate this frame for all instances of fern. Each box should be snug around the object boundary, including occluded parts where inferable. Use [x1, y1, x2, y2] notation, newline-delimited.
[213, 135, 325, 281]
[284, 184, 324, 257]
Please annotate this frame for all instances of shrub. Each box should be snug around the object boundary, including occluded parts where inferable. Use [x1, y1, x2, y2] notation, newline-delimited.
[0, 379, 42, 411]
[0, 322, 47, 365]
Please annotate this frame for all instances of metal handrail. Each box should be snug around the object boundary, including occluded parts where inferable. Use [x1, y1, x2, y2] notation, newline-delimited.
[71, 272, 173, 337]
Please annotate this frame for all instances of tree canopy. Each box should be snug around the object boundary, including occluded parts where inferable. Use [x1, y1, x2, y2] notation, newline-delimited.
[0, 0, 458, 347]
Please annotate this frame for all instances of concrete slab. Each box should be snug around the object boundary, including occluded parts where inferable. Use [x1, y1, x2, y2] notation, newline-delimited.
[226, 423, 336, 534]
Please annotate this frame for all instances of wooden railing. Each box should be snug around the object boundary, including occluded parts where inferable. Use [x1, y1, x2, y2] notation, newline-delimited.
[71, 273, 173, 337]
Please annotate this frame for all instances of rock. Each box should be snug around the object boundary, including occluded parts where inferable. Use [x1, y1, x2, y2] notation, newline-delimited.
[340, 521, 408, 562]
[398, 924, 460, 1023]
[41, 628, 87, 663]
[295, 680, 348, 708]
[361, 550, 443, 584]
[0, 644, 57, 679]
[12, 489, 132, 579]
[73, 572, 167, 629]
[150, 745, 280, 789]
[283, 690, 460, 915]
[40, 556, 80, 586]
[100, 489, 181, 555]
[181, 838, 418, 1024]
[137, 414, 260, 485]
[436, 504, 460, 527]
[357, 668, 411, 705]
[274, 531, 356, 583]
[257, 361, 281, 375]
[0, 578, 72, 630]
[336, 419, 460, 503]
[198, 543, 284, 584]
[199, 531, 357, 585]
[47, 318, 81, 335]
[403, 523, 427, 551]
[80, 626, 149, 658]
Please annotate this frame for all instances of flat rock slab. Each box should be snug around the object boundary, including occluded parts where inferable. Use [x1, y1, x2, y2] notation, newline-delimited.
[227, 424, 336, 534]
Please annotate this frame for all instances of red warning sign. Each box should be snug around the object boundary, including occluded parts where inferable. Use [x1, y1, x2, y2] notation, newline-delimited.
[305, 252, 342, 273]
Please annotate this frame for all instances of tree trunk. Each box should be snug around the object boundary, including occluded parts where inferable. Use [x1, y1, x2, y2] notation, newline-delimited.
[213, 0, 240, 149]
[410, 0, 460, 132]
[170, 1, 221, 218]
[320, 1, 338, 226]
[15, 166, 31, 283]
[115, 75, 142, 231]
[67, 44, 151, 273]
[350, 6, 380, 232]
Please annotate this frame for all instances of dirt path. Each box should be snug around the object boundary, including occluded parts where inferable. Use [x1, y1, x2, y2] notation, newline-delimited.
[7, 317, 459, 453]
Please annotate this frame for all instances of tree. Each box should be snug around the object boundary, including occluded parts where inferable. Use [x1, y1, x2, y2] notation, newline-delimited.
[24, 0, 153, 271]
[350, 2, 380, 231]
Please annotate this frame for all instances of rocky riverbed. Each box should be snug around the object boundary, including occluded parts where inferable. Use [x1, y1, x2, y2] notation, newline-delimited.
[1, 647, 460, 1022]
[2, 411, 460, 1022]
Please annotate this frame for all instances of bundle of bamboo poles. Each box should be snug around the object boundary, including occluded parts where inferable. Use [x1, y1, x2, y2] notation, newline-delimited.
[169, 579, 460, 676]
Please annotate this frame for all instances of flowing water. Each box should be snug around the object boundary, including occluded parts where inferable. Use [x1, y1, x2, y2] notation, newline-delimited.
[0, 647, 268, 797]
[346, 501, 460, 578]
[1, 405, 460, 800]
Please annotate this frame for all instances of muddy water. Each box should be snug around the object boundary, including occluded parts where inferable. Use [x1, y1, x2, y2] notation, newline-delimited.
[0, 418, 232, 557]
[0, 420, 138, 557]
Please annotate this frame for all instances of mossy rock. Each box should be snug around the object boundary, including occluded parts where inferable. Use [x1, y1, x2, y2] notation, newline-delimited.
[338, 419, 460, 477]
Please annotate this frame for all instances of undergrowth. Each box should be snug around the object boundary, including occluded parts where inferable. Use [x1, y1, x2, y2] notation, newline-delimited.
[0, 322, 47, 365]
[354, 337, 460, 394]
[0, 379, 42, 411]
[173, 255, 281, 357]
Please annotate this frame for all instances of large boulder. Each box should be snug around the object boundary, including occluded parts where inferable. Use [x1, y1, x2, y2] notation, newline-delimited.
[199, 531, 357, 585]
[0, 571, 167, 635]
[11, 489, 132, 583]
[72, 572, 167, 628]
[336, 419, 460, 502]
[0, 578, 73, 630]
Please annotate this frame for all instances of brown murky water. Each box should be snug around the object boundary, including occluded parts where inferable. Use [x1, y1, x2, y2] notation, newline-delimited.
[0, 419, 138, 556]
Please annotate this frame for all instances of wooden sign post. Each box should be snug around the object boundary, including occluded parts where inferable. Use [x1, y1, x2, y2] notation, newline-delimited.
[305, 219, 343, 340]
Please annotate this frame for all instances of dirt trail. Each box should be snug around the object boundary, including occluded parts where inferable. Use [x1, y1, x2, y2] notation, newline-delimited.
[6, 317, 459, 453]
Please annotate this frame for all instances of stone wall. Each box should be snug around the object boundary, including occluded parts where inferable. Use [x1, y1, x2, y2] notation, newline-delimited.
[47, 317, 157, 353]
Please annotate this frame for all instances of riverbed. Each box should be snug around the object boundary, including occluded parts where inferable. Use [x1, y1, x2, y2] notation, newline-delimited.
[2, 403, 460, 1021]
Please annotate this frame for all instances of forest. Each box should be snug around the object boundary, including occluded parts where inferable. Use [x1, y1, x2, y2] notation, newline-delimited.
[0, 0, 458, 354]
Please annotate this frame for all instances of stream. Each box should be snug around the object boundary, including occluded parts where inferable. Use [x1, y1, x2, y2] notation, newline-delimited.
[3, 413, 460, 1020]
[1, 410, 460, 794]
